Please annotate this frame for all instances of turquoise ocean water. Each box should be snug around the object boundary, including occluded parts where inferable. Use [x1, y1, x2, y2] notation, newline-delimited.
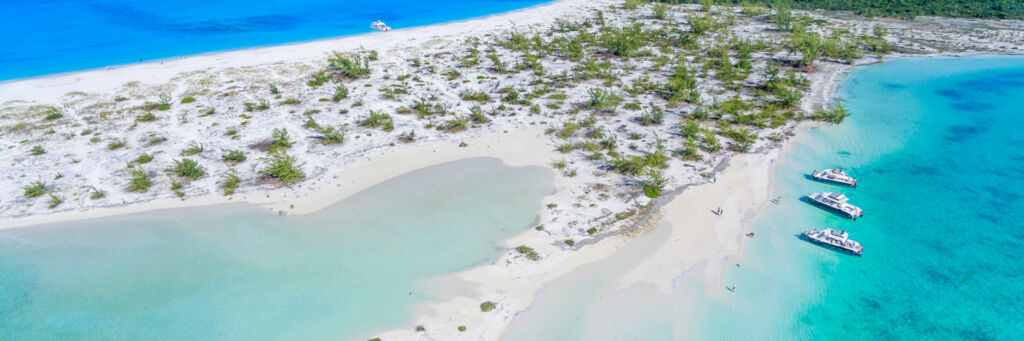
[692, 55, 1024, 340]
[501, 56, 1024, 340]
[0, 158, 553, 340]
[0, 0, 548, 81]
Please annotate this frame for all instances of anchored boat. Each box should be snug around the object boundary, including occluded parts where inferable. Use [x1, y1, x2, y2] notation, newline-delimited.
[812, 168, 857, 187]
[370, 20, 392, 32]
[803, 228, 863, 256]
[807, 192, 863, 219]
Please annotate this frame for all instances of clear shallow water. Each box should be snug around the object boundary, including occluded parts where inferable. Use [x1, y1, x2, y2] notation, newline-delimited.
[692, 56, 1024, 340]
[500, 56, 1024, 340]
[0, 158, 553, 340]
[0, 0, 548, 80]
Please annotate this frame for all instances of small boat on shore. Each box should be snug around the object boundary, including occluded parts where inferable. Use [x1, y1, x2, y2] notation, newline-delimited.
[806, 192, 863, 219]
[811, 168, 857, 187]
[370, 20, 392, 32]
[803, 228, 863, 256]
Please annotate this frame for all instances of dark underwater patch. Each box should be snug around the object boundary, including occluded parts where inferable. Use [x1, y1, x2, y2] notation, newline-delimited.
[935, 88, 963, 99]
[884, 82, 907, 90]
[950, 101, 996, 113]
[944, 124, 987, 143]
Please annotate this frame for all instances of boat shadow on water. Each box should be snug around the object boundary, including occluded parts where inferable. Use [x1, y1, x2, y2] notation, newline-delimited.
[803, 173, 858, 188]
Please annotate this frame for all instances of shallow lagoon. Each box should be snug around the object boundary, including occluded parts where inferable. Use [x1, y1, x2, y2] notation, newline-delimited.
[0, 157, 553, 340]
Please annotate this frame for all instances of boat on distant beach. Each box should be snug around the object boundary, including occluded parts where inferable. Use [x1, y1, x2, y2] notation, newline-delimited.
[811, 168, 857, 187]
[370, 20, 392, 32]
[803, 228, 863, 256]
[806, 192, 863, 219]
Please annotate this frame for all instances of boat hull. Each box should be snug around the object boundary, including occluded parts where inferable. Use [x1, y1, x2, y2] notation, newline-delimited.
[808, 198, 862, 220]
[804, 235, 863, 256]
[811, 175, 857, 187]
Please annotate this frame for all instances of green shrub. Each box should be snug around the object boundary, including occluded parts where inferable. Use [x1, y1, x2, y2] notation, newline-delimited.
[128, 168, 153, 192]
[261, 150, 305, 184]
[43, 107, 63, 120]
[642, 168, 667, 198]
[270, 128, 293, 152]
[180, 96, 196, 104]
[133, 153, 154, 165]
[136, 112, 157, 122]
[582, 88, 622, 112]
[515, 245, 540, 261]
[319, 126, 345, 144]
[327, 52, 372, 79]
[308, 71, 330, 87]
[89, 187, 107, 200]
[29, 145, 45, 155]
[332, 84, 349, 101]
[167, 158, 205, 180]
[811, 103, 851, 123]
[23, 181, 46, 198]
[157, 93, 172, 110]
[180, 141, 204, 156]
[480, 301, 497, 312]
[459, 90, 492, 102]
[107, 138, 126, 150]
[610, 155, 646, 175]
[222, 149, 246, 163]
[439, 116, 469, 132]
[219, 169, 241, 195]
[388, 131, 412, 144]
[358, 111, 394, 131]
[48, 193, 64, 208]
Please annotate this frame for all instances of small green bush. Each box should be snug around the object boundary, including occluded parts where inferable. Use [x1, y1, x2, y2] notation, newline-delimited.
[133, 153, 154, 165]
[107, 138, 126, 150]
[480, 301, 497, 312]
[180, 141, 204, 156]
[180, 97, 196, 104]
[167, 158, 205, 180]
[261, 150, 305, 184]
[515, 245, 540, 261]
[136, 112, 157, 122]
[219, 169, 241, 195]
[358, 111, 394, 131]
[332, 84, 349, 101]
[127, 168, 153, 192]
[47, 194, 64, 208]
[43, 107, 63, 120]
[29, 145, 45, 155]
[23, 181, 46, 198]
[222, 149, 246, 163]
[270, 128, 293, 152]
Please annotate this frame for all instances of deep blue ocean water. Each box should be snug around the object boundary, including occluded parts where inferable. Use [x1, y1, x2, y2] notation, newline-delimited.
[0, 158, 553, 340]
[0, 0, 547, 81]
[691, 56, 1024, 340]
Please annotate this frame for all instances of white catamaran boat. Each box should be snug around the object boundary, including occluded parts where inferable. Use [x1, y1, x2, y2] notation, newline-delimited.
[807, 192, 863, 219]
[803, 228, 863, 256]
[370, 20, 392, 32]
[812, 168, 857, 187]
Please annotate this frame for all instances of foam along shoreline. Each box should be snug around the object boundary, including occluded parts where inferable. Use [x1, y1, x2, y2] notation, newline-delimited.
[0, 126, 557, 229]
[0, 0, 584, 104]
